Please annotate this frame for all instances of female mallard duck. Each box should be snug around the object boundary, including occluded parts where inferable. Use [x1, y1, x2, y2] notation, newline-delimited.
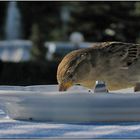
[57, 42, 140, 92]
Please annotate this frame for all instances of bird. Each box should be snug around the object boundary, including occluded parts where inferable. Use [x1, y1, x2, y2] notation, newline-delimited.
[57, 42, 140, 92]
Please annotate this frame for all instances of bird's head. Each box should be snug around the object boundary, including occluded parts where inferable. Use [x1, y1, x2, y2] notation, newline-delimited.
[57, 49, 93, 91]
[57, 50, 79, 91]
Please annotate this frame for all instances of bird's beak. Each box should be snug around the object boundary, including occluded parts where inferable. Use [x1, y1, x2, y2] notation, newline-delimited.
[59, 82, 73, 91]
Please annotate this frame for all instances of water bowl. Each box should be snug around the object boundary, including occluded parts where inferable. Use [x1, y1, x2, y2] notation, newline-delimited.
[0, 85, 139, 122]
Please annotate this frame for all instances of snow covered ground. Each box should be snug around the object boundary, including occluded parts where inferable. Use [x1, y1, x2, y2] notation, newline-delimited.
[0, 85, 140, 138]
[0, 111, 140, 138]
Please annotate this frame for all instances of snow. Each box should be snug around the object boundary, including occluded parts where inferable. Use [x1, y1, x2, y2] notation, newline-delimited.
[0, 85, 140, 138]
[0, 112, 140, 138]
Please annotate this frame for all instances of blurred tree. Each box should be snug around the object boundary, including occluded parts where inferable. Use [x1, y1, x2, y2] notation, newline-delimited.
[19, 2, 62, 40]
[30, 23, 47, 62]
[1, 2, 140, 43]
[0, 1, 8, 40]
[68, 2, 138, 42]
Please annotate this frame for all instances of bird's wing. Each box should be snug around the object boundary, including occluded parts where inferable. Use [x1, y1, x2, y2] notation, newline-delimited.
[100, 42, 140, 69]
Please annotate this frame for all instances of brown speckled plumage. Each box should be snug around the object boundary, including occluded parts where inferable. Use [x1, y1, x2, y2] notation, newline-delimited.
[57, 42, 140, 91]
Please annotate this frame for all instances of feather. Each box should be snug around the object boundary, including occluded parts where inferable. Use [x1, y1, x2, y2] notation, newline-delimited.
[99, 42, 140, 69]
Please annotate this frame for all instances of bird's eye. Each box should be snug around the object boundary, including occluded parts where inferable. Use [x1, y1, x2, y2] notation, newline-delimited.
[67, 70, 73, 78]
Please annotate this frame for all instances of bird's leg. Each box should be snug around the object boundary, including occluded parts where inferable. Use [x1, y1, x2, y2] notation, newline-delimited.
[94, 81, 109, 93]
[134, 82, 140, 92]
